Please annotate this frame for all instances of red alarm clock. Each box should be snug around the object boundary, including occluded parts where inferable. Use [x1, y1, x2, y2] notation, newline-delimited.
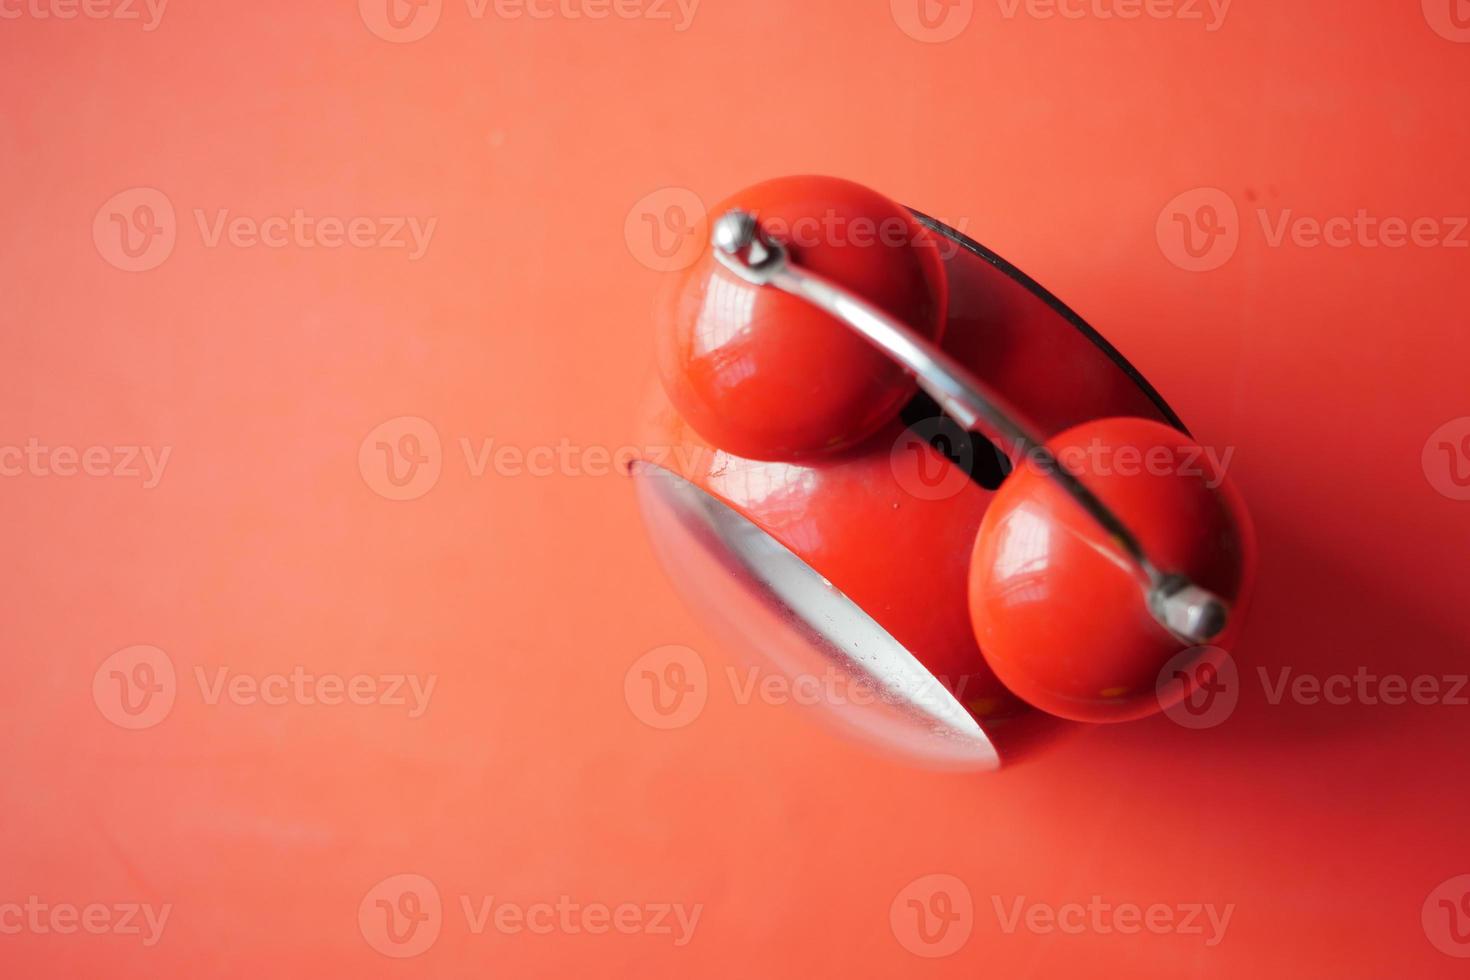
[630, 176, 1255, 769]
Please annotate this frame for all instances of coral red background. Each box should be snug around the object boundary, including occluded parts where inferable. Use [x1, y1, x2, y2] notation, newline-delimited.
[3, 0, 1470, 976]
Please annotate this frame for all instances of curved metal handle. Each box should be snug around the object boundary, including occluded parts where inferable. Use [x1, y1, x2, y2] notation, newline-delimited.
[710, 209, 1228, 645]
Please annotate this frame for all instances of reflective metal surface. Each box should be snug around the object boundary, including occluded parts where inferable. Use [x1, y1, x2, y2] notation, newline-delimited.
[632, 460, 1001, 771]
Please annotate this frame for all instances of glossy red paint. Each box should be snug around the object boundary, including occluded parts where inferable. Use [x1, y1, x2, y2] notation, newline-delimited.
[639, 178, 1215, 760]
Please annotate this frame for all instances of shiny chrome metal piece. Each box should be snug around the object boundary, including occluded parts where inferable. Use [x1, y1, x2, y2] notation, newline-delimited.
[711, 208, 1229, 645]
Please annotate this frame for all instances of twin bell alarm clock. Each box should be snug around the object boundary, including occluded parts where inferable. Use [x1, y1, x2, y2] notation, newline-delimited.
[629, 176, 1255, 769]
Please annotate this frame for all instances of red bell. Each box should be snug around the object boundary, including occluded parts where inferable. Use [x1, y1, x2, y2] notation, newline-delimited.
[969, 416, 1255, 723]
[656, 176, 948, 461]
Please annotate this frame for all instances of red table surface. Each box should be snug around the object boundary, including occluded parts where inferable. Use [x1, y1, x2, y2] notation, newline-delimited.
[3, 1, 1470, 976]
